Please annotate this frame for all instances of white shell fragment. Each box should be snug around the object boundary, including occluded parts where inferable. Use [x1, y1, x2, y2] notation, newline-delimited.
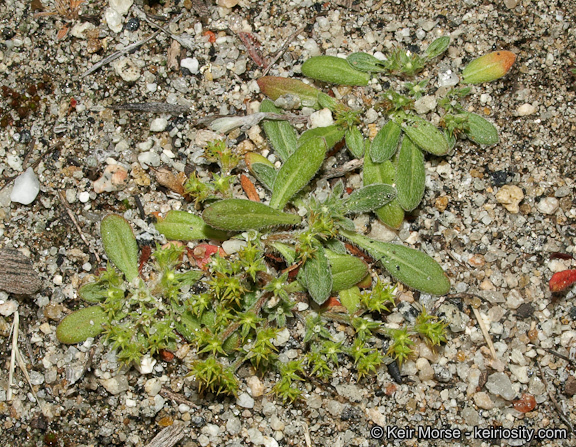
[10, 167, 40, 205]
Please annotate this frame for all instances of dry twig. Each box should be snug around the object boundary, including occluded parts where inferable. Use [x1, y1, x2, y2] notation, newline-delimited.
[144, 422, 185, 447]
[538, 363, 575, 434]
[262, 25, 308, 76]
[57, 191, 101, 264]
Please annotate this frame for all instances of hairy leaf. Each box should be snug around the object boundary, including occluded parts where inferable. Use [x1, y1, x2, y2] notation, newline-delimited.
[396, 137, 426, 212]
[363, 156, 405, 229]
[245, 152, 277, 191]
[325, 250, 369, 292]
[100, 214, 139, 281]
[78, 281, 111, 303]
[302, 55, 371, 86]
[155, 210, 229, 241]
[370, 120, 402, 163]
[339, 286, 362, 314]
[56, 305, 107, 344]
[346, 52, 387, 73]
[424, 36, 450, 60]
[260, 99, 298, 161]
[257, 76, 320, 108]
[298, 125, 345, 151]
[461, 51, 516, 84]
[270, 137, 327, 209]
[464, 112, 499, 145]
[402, 116, 450, 156]
[303, 245, 333, 304]
[345, 126, 365, 158]
[344, 184, 396, 214]
[203, 199, 301, 231]
[341, 231, 450, 295]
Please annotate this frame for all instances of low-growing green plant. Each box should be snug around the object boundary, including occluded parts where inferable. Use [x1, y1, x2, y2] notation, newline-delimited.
[258, 37, 515, 228]
[57, 37, 516, 401]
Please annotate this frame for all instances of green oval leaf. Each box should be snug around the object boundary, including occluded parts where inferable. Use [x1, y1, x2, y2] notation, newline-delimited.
[396, 137, 426, 212]
[257, 76, 321, 108]
[298, 124, 345, 151]
[270, 137, 327, 209]
[338, 286, 362, 314]
[341, 231, 450, 295]
[203, 199, 301, 231]
[155, 210, 229, 241]
[100, 214, 139, 282]
[424, 36, 450, 60]
[302, 55, 371, 86]
[461, 51, 516, 84]
[402, 116, 450, 156]
[245, 153, 277, 191]
[344, 184, 396, 214]
[303, 244, 333, 305]
[325, 250, 369, 292]
[345, 126, 365, 158]
[363, 156, 405, 229]
[346, 52, 387, 73]
[464, 112, 499, 145]
[56, 306, 107, 344]
[370, 120, 402, 163]
[260, 99, 299, 161]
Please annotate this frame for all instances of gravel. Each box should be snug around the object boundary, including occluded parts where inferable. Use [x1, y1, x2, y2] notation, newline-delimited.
[1, 0, 576, 446]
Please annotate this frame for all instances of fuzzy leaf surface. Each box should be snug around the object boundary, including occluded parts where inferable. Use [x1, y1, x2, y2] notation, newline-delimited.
[370, 120, 402, 163]
[257, 76, 320, 108]
[339, 286, 362, 314]
[344, 184, 396, 214]
[461, 51, 516, 84]
[245, 153, 277, 191]
[345, 126, 365, 158]
[346, 52, 387, 73]
[78, 282, 110, 303]
[56, 305, 107, 344]
[100, 214, 139, 281]
[203, 199, 301, 231]
[341, 231, 450, 295]
[270, 137, 327, 209]
[303, 245, 333, 304]
[260, 99, 298, 161]
[325, 250, 369, 292]
[155, 210, 229, 241]
[363, 156, 405, 228]
[396, 137, 426, 212]
[402, 116, 450, 156]
[298, 125, 345, 151]
[302, 55, 371, 86]
[424, 36, 450, 60]
[464, 112, 499, 145]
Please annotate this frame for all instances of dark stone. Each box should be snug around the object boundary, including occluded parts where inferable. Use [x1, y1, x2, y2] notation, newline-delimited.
[124, 17, 140, 32]
[564, 375, 576, 397]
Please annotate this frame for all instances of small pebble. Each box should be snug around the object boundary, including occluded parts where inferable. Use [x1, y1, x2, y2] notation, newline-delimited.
[246, 376, 265, 397]
[495, 185, 524, 213]
[473, 392, 494, 410]
[124, 17, 140, 32]
[150, 117, 168, 132]
[100, 375, 129, 395]
[10, 167, 40, 205]
[237, 392, 255, 408]
[516, 103, 537, 116]
[181, 57, 199, 74]
[536, 197, 559, 215]
[309, 108, 334, 128]
[78, 191, 90, 203]
[113, 57, 140, 82]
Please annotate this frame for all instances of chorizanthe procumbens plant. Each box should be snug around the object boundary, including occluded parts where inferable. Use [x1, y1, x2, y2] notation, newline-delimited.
[57, 35, 515, 402]
[258, 36, 515, 227]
